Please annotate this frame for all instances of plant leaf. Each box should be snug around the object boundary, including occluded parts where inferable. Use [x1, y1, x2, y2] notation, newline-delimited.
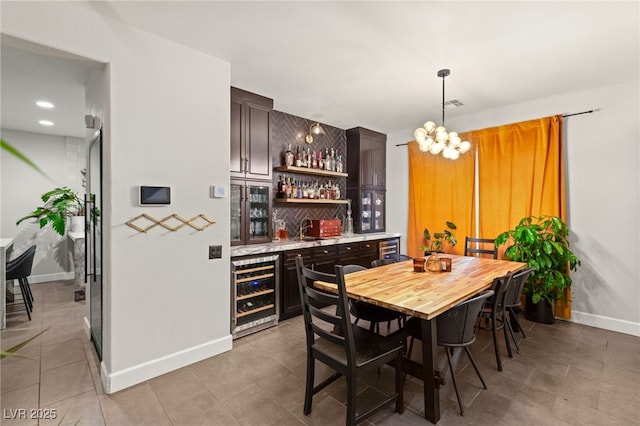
[0, 327, 50, 360]
[1, 139, 50, 179]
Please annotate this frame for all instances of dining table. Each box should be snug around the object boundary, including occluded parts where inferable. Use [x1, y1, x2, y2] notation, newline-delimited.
[314, 253, 526, 424]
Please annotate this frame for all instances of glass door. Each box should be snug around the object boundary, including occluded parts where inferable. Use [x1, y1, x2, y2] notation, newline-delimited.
[230, 181, 243, 246]
[86, 124, 103, 359]
[360, 191, 373, 232]
[373, 191, 385, 232]
[247, 183, 271, 244]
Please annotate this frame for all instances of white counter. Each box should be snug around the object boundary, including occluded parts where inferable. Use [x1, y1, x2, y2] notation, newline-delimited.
[231, 232, 401, 257]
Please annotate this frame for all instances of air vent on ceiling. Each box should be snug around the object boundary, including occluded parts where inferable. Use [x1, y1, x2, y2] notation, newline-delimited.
[444, 99, 464, 109]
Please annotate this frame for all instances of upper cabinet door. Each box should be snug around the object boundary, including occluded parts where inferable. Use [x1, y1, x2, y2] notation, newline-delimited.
[245, 101, 271, 180]
[230, 99, 243, 176]
[230, 87, 273, 181]
[346, 127, 387, 189]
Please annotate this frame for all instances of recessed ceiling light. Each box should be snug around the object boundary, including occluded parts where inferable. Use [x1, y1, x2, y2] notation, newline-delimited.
[39, 120, 54, 126]
[36, 100, 54, 109]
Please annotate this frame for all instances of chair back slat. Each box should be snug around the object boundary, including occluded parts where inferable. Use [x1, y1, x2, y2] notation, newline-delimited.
[464, 237, 498, 259]
[296, 257, 356, 364]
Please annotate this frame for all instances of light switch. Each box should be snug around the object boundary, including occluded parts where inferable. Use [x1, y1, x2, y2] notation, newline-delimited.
[211, 185, 226, 198]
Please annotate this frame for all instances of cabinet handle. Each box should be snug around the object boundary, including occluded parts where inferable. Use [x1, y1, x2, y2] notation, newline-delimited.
[364, 244, 370, 248]
[244, 158, 249, 173]
[323, 250, 329, 254]
[345, 247, 351, 251]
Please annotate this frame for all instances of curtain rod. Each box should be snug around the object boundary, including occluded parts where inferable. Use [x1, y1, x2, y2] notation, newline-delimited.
[395, 109, 596, 146]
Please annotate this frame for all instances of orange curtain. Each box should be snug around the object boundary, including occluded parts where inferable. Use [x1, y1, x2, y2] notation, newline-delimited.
[468, 115, 569, 317]
[470, 115, 565, 239]
[407, 141, 475, 258]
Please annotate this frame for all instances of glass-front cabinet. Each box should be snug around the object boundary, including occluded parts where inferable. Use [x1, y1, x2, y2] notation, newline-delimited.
[231, 180, 272, 246]
[356, 190, 385, 233]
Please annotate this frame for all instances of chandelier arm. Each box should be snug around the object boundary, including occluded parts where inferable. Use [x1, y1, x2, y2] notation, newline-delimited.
[442, 73, 445, 126]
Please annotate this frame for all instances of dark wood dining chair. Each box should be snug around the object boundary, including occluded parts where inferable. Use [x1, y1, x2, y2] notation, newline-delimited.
[295, 257, 404, 425]
[367, 258, 406, 333]
[503, 267, 536, 352]
[404, 289, 494, 416]
[343, 264, 405, 334]
[464, 237, 498, 259]
[476, 271, 515, 371]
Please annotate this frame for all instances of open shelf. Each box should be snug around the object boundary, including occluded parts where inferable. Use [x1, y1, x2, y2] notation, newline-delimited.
[274, 166, 348, 178]
[236, 304, 275, 318]
[274, 198, 348, 205]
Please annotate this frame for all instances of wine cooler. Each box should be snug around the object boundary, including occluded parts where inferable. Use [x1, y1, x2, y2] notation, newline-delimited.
[231, 254, 279, 339]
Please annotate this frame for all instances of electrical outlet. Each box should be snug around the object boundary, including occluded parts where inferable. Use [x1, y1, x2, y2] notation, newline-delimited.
[209, 245, 222, 259]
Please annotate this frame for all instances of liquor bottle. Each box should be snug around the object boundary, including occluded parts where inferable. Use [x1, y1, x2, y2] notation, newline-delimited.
[295, 146, 302, 167]
[284, 144, 294, 166]
[277, 175, 284, 198]
[335, 154, 344, 173]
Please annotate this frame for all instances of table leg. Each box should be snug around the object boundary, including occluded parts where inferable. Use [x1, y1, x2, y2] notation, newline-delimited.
[421, 318, 439, 423]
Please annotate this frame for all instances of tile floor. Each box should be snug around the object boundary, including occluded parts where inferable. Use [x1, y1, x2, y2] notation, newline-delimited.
[1, 280, 639, 425]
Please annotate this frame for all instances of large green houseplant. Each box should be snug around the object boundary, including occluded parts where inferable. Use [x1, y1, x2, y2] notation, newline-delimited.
[17, 187, 98, 236]
[496, 215, 580, 323]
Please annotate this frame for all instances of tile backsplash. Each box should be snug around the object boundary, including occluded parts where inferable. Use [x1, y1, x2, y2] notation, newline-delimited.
[271, 110, 347, 238]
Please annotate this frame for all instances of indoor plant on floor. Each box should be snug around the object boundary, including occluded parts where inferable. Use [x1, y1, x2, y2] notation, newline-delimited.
[16, 187, 97, 235]
[420, 221, 457, 272]
[496, 215, 580, 324]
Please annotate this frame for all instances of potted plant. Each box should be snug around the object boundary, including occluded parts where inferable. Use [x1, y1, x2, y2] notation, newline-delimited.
[420, 221, 457, 272]
[496, 215, 580, 324]
[16, 187, 98, 236]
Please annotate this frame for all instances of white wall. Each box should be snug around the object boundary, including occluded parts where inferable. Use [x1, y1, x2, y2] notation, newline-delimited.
[2, 1, 233, 393]
[0, 128, 86, 281]
[386, 80, 640, 336]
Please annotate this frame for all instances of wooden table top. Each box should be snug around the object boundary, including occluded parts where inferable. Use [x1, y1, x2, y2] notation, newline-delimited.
[315, 254, 526, 321]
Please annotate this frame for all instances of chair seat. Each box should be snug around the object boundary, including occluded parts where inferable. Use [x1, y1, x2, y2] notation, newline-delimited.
[352, 301, 403, 323]
[312, 326, 404, 368]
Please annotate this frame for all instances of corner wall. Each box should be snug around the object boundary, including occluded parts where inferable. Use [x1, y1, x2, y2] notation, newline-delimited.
[2, 1, 233, 392]
[386, 80, 640, 336]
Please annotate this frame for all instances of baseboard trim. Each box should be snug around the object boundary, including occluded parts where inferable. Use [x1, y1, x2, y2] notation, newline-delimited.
[571, 310, 640, 336]
[29, 272, 74, 284]
[101, 334, 233, 394]
[83, 316, 91, 340]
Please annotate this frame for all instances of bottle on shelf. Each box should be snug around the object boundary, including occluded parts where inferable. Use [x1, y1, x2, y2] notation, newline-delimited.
[284, 144, 294, 166]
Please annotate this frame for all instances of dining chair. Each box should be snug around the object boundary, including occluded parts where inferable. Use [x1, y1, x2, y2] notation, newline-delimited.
[343, 264, 405, 335]
[368, 258, 406, 333]
[5, 245, 37, 321]
[463, 237, 498, 259]
[503, 267, 536, 352]
[393, 254, 413, 262]
[371, 257, 397, 268]
[295, 257, 404, 425]
[476, 271, 515, 371]
[404, 289, 494, 416]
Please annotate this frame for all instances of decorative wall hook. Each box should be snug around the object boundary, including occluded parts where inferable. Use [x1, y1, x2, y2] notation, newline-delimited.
[126, 213, 216, 233]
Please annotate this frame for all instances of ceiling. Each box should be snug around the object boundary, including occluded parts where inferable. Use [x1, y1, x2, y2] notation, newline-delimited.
[2, 1, 638, 138]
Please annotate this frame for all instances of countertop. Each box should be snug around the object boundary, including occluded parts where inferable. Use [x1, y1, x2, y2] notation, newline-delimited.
[231, 232, 402, 257]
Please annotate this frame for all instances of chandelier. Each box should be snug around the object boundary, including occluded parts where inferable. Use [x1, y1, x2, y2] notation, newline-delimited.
[414, 69, 471, 160]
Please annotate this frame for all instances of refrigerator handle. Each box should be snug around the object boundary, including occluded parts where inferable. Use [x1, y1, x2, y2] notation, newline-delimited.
[84, 194, 89, 284]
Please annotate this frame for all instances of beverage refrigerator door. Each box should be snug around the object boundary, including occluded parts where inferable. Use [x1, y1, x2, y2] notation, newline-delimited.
[230, 183, 243, 244]
[248, 184, 271, 242]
